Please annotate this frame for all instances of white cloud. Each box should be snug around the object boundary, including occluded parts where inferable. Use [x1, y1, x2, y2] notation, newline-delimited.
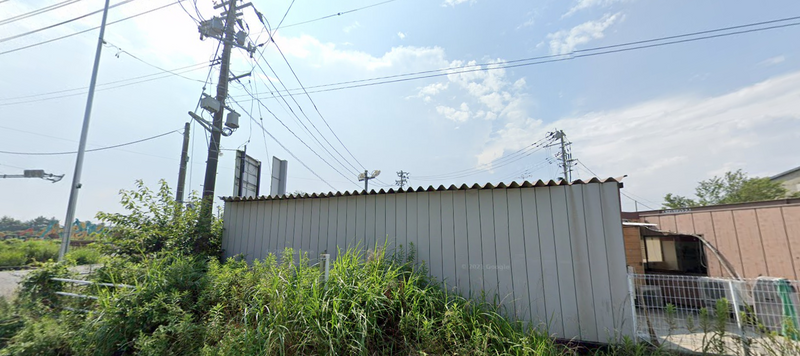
[760, 55, 786, 66]
[398, 32, 406, 39]
[547, 12, 622, 55]
[476, 70, 800, 207]
[436, 103, 471, 122]
[563, 0, 628, 18]
[442, 0, 473, 7]
[343, 21, 361, 33]
[517, 17, 535, 29]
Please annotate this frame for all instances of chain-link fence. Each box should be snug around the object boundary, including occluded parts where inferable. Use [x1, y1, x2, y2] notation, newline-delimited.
[630, 273, 800, 355]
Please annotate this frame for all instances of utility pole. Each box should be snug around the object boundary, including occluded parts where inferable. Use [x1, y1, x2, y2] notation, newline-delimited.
[59, 0, 111, 261]
[550, 129, 575, 182]
[396, 170, 409, 189]
[358, 170, 381, 192]
[194, 0, 249, 249]
[176, 122, 191, 203]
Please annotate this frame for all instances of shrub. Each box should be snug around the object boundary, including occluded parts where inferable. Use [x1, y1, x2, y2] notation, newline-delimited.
[21, 240, 59, 264]
[0, 250, 26, 268]
[65, 246, 102, 266]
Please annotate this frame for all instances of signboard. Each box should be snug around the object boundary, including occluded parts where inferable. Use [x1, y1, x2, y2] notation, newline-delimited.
[234, 149, 261, 197]
[270, 156, 288, 196]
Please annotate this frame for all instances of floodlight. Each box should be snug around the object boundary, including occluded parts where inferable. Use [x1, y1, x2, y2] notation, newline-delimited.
[371, 170, 381, 178]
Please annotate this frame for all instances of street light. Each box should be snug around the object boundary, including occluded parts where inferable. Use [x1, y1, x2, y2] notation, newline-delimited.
[358, 170, 380, 192]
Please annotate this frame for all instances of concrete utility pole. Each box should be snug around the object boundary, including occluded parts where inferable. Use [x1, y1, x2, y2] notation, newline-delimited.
[176, 122, 191, 203]
[552, 130, 575, 182]
[198, 0, 239, 236]
[396, 170, 409, 189]
[59, 0, 111, 261]
[358, 170, 381, 192]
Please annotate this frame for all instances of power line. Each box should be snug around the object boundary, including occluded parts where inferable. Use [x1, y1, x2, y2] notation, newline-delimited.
[241, 16, 800, 99]
[257, 0, 399, 30]
[228, 98, 339, 192]
[0, 129, 178, 156]
[103, 41, 207, 83]
[0, 0, 184, 56]
[575, 159, 658, 210]
[0, 0, 82, 27]
[0, 0, 138, 44]
[231, 88, 359, 187]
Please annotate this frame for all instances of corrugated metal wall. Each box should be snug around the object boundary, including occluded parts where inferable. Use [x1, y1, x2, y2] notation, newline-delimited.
[222, 182, 633, 343]
[641, 204, 800, 280]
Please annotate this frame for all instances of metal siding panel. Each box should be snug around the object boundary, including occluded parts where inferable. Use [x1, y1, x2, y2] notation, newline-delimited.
[429, 191, 444, 284]
[440, 191, 457, 290]
[222, 202, 234, 259]
[417, 192, 430, 271]
[711, 211, 744, 277]
[406, 192, 418, 260]
[492, 189, 514, 315]
[375, 194, 387, 249]
[292, 199, 304, 255]
[395, 193, 406, 252]
[600, 183, 633, 338]
[268, 200, 281, 257]
[258, 201, 273, 261]
[732, 209, 768, 278]
[530, 187, 560, 334]
[277, 199, 291, 257]
[326, 197, 339, 259]
[385, 194, 397, 250]
[465, 190, 484, 294]
[310, 199, 321, 259]
[661, 215, 678, 233]
[550, 185, 581, 340]
[234, 201, 247, 259]
[690, 212, 723, 277]
[302, 199, 313, 255]
[757, 207, 796, 279]
[346, 196, 357, 250]
[318, 198, 330, 256]
[565, 185, 598, 342]
[478, 189, 498, 296]
[782, 206, 800, 280]
[506, 188, 530, 322]
[356, 195, 367, 250]
[583, 184, 614, 340]
[675, 214, 694, 233]
[247, 202, 259, 263]
[254, 201, 267, 262]
[453, 190, 471, 295]
[365, 195, 376, 252]
[336, 197, 348, 258]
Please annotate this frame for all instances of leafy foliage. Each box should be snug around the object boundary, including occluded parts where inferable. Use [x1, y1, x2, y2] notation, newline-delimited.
[96, 180, 222, 260]
[663, 169, 799, 208]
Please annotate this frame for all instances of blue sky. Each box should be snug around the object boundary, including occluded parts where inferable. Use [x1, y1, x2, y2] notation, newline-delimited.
[1, 0, 800, 220]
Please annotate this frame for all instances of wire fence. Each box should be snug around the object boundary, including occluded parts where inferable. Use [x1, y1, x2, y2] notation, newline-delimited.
[630, 273, 800, 355]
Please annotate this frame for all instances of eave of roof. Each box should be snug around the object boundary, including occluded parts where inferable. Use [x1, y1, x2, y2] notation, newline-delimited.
[771, 165, 800, 180]
[220, 176, 625, 202]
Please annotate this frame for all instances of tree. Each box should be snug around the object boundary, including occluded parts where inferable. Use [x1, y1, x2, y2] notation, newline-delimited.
[663, 169, 799, 209]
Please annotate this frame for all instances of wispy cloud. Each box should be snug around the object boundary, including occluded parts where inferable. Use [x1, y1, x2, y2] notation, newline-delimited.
[442, 0, 473, 7]
[397, 32, 406, 39]
[436, 103, 471, 122]
[760, 55, 786, 66]
[562, 0, 628, 18]
[343, 21, 361, 33]
[546, 12, 622, 54]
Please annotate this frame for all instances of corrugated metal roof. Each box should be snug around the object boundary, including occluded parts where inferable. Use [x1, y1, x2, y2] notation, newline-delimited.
[220, 176, 625, 202]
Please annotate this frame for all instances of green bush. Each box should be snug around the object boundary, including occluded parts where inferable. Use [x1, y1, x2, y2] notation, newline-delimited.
[21, 240, 59, 263]
[0, 250, 26, 267]
[65, 246, 102, 266]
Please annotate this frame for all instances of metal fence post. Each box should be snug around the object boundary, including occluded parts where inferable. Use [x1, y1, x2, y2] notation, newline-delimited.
[728, 280, 750, 356]
[320, 253, 330, 282]
[627, 269, 639, 342]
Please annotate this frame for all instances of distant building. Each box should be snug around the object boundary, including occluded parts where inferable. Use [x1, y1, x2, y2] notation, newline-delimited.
[772, 165, 800, 194]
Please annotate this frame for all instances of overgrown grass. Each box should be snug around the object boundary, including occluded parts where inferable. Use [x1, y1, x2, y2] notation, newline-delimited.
[0, 240, 101, 267]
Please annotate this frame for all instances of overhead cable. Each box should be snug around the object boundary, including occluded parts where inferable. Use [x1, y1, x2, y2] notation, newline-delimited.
[0, 129, 178, 156]
[0, 0, 82, 27]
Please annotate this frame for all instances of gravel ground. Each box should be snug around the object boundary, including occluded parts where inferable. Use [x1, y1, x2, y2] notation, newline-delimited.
[0, 265, 101, 300]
